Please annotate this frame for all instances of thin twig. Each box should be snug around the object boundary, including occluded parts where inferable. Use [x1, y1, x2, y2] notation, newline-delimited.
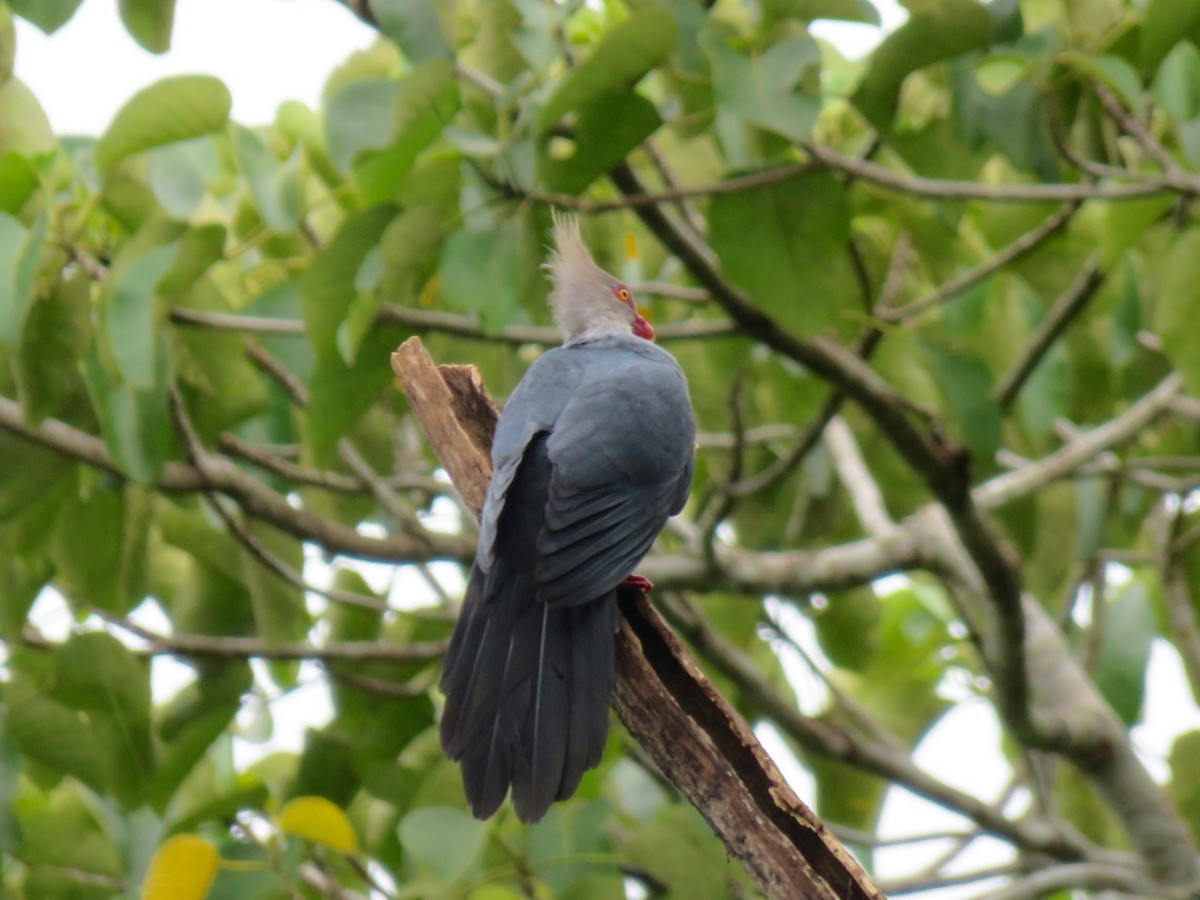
[0, 394, 463, 563]
[172, 304, 734, 344]
[23, 623, 446, 663]
[802, 143, 1168, 202]
[169, 387, 403, 612]
[825, 415, 893, 537]
[698, 369, 747, 560]
[975, 375, 1183, 509]
[972, 861, 1166, 900]
[887, 201, 1081, 321]
[1093, 84, 1188, 184]
[994, 256, 1106, 411]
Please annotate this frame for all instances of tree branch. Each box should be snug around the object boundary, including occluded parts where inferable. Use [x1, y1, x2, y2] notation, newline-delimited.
[0, 395, 471, 565]
[886, 200, 1080, 322]
[171, 305, 734, 345]
[801, 143, 1169, 202]
[994, 256, 1106, 411]
[974, 375, 1183, 510]
[22, 624, 447, 663]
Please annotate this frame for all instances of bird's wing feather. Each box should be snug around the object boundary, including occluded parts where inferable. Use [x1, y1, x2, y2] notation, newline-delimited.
[536, 345, 694, 606]
[476, 348, 585, 573]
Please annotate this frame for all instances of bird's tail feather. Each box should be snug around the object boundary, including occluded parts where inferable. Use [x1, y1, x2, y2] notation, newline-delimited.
[440, 566, 616, 823]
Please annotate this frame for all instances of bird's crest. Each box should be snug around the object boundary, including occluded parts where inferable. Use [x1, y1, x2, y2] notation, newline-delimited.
[544, 212, 627, 340]
[546, 211, 594, 280]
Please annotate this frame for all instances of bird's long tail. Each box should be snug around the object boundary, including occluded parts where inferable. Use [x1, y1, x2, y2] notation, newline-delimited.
[439, 436, 617, 823]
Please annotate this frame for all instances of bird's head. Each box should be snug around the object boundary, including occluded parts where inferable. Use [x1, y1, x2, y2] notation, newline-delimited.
[545, 213, 656, 343]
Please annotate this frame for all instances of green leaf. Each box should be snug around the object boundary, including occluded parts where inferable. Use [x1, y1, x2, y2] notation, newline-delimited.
[1099, 194, 1174, 267]
[708, 172, 855, 335]
[291, 729, 359, 804]
[152, 663, 252, 808]
[763, 0, 880, 25]
[623, 805, 745, 899]
[325, 79, 401, 172]
[439, 217, 524, 331]
[0, 208, 45, 348]
[922, 343, 1002, 463]
[373, 0, 449, 63]
[538, 10, 678, 131]
[974, 54, 1028, 96]
[17, 272, 90, 423]
[1153, 229, 1200, 396]
[50, 485, 151, 615]
[306, 323, 404, 465]
[541, 90, 661, 194]
[527, 802, 622, 896]
[836, 584, 953, 743]
[95, 75, 231, 172]
[703, 28, 823, 143]
[0, 8, 13, 83]
[51, 632, 150, 719]
[1062, 52, 1143, 110]
[232, 125, 302, 232]
[806, 752, 886, 857]
[302, 205, 397, 364]
[8, 0, 85, 33]
[814, 588, 882, 671]
[1094, 576, 1157, 725]
[353, 59, 459, 203]
[118, 0, 177, 53]
[4, 680, 111, 792]
[0, 430, 73, 521]
[0, 547, 51, 639]
[0, 152, 40, 214]
[173, 282, 270, 435]
[148, 137, 218, 219]
[377, 204, 448, 307]
[852, 0, 993, 129]
[159, 223, 226, 297]
[83, 339, 178, 482]
[1015, 338, 1070, 438]
[0, 78, 55, 156]
[63, 653, 156, 807]
[15, 784, 126, 891]
[399, 807, 489, 881]
[240, 520, 308, 647]
[1152, 41, 1200, 122]
[1141, 0, 1200, 73]
[104, 242, 177, 388]
[1168, 731, 1200, 840]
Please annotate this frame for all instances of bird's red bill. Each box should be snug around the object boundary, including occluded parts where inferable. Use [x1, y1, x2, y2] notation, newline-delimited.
[633, 313, 655, 342]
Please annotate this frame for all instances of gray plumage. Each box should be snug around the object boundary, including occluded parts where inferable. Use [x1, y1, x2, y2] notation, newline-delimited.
[439, 216, 695, 823]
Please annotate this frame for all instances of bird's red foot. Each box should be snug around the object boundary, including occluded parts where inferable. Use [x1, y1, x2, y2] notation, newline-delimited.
[621, 574, 654, 594]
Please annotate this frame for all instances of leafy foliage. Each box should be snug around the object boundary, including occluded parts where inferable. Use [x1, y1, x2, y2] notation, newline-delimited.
[2, 0, 1200, 896]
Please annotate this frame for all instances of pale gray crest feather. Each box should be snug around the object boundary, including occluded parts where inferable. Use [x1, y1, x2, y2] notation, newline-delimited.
[545, 212, 631, 340]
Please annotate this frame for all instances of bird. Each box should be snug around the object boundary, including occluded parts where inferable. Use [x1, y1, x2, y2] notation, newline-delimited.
[439, 213, 696, 824]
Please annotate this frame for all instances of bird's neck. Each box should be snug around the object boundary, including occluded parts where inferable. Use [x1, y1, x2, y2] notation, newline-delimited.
[564, 321, 634, 347]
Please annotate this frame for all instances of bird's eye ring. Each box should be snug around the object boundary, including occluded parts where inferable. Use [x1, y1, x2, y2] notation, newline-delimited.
[616, 287, 631, 303]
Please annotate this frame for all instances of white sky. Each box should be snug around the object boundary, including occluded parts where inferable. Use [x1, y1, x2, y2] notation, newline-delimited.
[13, 0, 377, 135]
[13, 0, 908, 135]
[15, 2, 1200, 898]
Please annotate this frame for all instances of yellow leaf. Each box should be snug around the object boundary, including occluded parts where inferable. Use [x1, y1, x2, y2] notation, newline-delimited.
[142, 834, 219, 900]
[278, 796, 358, 853]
